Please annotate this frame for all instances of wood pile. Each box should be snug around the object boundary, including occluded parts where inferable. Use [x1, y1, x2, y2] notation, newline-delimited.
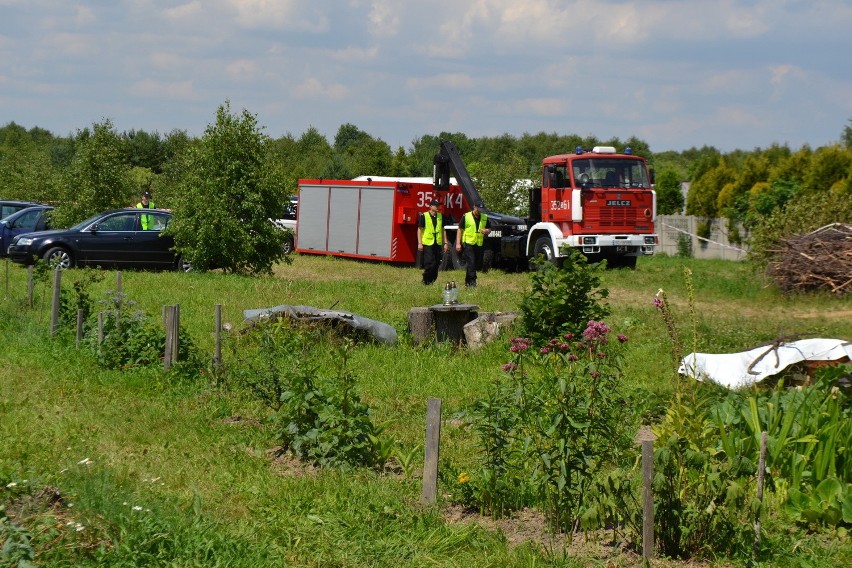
[766, 223, 852, 296]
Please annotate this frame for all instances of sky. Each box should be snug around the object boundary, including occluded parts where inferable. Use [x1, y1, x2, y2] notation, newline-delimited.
[1, 0, 851, 153]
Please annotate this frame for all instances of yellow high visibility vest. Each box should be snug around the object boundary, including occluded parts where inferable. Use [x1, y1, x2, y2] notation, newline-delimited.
[137, 202, 156, 230]
[461, 212, 487, 246]
[421, 213, 443, 245]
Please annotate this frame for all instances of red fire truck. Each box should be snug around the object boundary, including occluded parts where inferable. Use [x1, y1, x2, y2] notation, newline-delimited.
[294, 176, 466, 265]
[296, 141, 657, 269]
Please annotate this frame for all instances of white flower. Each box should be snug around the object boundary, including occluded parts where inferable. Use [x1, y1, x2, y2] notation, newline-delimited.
[132, 505, 143, 511]
[6, 482, 17, 488]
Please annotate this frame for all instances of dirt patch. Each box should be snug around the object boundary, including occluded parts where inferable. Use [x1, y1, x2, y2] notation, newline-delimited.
[266, 446, 321, 478]
[442, 504, 728, 567]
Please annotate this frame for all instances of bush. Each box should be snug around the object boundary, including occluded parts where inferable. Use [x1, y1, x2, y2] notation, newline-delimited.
[228, 318, 387, 469]
[519, 248, 610, 344]
[456, 323, 636, 532]
[85, 290, 201, 373]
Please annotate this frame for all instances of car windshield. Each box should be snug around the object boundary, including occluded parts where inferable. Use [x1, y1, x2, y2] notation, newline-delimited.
[69, 213, 109, 231]
[572, 158, 650, 188]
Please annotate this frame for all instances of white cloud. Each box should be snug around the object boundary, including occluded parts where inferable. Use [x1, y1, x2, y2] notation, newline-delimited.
[406, 73, 474, 90]
[368, 1, 400, 36]
[327, 46, 379, 63]
[292, 77, 348, 100]
[515, 97, 566, 115]
[164, 1, 204, 21]
[74, 5, 95, 26]
[131, 79, 197, 100]
[226, 59, 258, 79]
[227, 0, 329, 32]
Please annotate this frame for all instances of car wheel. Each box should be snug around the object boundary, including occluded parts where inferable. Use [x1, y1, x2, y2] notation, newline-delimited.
[281, 236, 295, 255]
[175, 256, 193, 272]
[43, 247, 73, 269]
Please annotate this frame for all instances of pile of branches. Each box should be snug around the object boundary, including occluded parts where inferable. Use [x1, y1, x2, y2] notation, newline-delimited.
[766, 223, 852, 296]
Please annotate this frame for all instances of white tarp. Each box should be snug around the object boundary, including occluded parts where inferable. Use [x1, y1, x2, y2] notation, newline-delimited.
[678, 338, 852, 388]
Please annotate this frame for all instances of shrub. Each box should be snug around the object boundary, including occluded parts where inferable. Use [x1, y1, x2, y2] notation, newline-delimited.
[228, 319, 388, 469]
[457, 322, 636, 532]
[519, 248, 610, 344]
[85, 290, 201, 372]
[676, 233, 693, 258]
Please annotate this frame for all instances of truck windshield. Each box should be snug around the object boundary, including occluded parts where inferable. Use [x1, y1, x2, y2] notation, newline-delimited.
[572, 159, 650, 189]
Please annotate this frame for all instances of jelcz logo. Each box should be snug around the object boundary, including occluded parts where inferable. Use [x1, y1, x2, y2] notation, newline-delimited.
[606, 200, 631, 206]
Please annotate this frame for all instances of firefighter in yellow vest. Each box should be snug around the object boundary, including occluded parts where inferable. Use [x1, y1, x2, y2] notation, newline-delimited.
[455, 201, 491, 287]
[136, 191, 156, 230]
[417, 198, 448, 285]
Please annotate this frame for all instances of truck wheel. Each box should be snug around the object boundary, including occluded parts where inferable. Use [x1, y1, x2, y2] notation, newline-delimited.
[281, 235, 295, 255]
[43, 247, 73, 269]
[482, 248, 495, 273]
[533, 236, 560, 267]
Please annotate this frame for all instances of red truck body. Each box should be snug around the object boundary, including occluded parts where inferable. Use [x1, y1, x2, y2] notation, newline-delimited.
[294, 178, 466, 264]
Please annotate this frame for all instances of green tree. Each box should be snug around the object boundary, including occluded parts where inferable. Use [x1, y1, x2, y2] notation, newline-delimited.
[52, 119, 132, 228]
[655, 168, 685, 215]
[686, 156, 735, 218]
[389, 146, 413, 177]
[467, 152, 531, 215]
[841, 117, 852, 149]
[0, 124, 62, 203]
[164, 101, 289, 274]
[802, 145, 851, 194]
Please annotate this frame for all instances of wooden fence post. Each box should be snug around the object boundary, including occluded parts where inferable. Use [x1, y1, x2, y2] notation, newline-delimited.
[27, 265, 34, 307]
[98, 312, 104, 345]
[421, 397, 442, 505]
[50, 268, 61, 336]
[163, 304, 180, 371]
[642, 438, 655, 561]
[172, 304, 180, 363]
[115, 271, 123, 310]
[163, 305, 173, 371]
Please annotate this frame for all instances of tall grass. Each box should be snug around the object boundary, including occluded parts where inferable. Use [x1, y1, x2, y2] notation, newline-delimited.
[1, 254, 850, 566]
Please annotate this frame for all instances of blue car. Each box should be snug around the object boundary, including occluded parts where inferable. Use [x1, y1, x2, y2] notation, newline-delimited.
[0, 199, 42, 219]
[0, 205, 53, 257]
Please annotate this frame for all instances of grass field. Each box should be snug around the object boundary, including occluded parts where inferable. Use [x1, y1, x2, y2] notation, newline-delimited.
[1, 254, 850, 567]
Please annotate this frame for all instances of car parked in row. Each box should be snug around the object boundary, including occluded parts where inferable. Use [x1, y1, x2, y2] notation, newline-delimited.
[8, 208, 191, 271]
[1, 199, 43, 219]
[273, 196, 298, 254]
[0, 205, 54, 257]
